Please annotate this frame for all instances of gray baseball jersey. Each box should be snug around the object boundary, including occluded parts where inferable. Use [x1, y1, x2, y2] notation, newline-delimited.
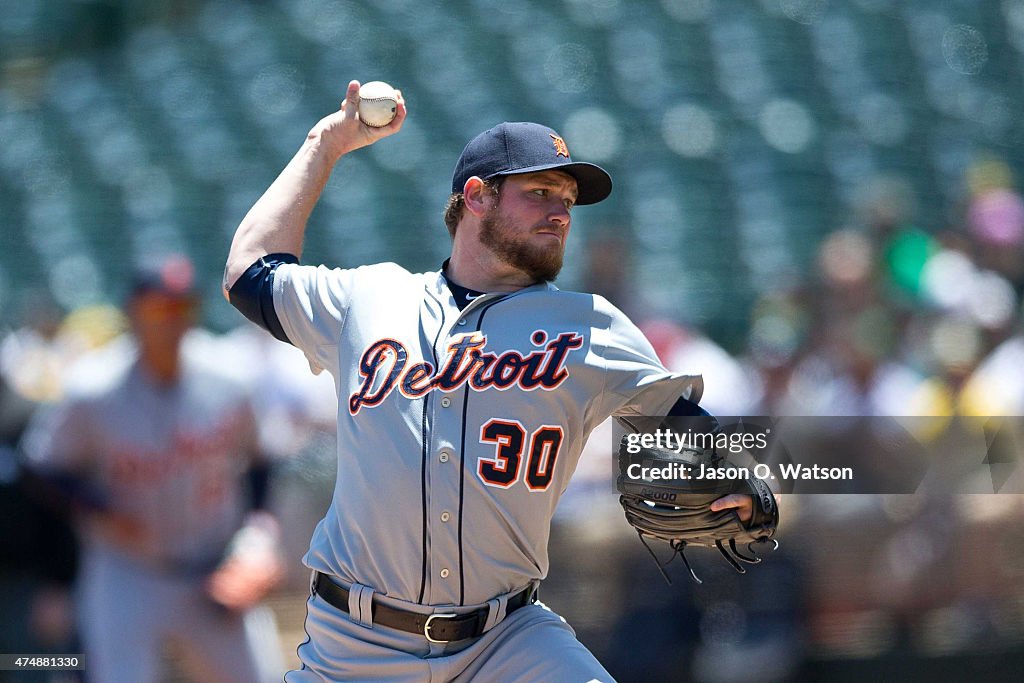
[272, 261, 702, 607]
[23, 335, 258, 567]
[21, 335, 284, 683]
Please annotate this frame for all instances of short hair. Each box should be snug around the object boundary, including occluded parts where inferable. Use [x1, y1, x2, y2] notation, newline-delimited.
[443, 176, 505, 238]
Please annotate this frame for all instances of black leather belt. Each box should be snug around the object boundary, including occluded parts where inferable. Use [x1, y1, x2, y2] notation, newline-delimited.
[312, 572, 535, 643]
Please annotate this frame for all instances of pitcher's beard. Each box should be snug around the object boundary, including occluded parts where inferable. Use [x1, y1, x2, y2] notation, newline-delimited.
[479, 210, 564, 283]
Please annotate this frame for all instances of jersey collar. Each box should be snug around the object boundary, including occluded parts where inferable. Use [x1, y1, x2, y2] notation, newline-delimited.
[434, 261, 558, 311]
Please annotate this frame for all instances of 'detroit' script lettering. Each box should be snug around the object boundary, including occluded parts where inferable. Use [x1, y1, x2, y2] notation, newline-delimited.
[348, 332, 583, 414]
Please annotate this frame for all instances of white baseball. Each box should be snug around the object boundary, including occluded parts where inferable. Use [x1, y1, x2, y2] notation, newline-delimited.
[358, 81, 398, 128]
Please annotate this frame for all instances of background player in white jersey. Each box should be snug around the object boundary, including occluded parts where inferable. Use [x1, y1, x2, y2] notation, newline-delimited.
[22, 256, 285, 683]
[224, 80, 753, 682]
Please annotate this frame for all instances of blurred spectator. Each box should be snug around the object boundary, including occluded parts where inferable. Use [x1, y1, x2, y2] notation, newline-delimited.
[1, 291, 125, 404]
[961, 328, 1024, 417]
[0, 290, 68, 403]
[765, 229, 923, 416]
[965, 157, 1024, 291]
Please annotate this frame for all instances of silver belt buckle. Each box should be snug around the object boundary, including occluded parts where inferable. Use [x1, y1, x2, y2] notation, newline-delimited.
[424, 612, 458, 643]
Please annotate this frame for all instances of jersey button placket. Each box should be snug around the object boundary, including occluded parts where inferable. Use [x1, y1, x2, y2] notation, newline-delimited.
[426, 306, 474, 603]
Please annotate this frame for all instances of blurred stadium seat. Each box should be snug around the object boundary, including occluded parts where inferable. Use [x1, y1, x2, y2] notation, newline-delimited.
[0, 0, 1022, 345]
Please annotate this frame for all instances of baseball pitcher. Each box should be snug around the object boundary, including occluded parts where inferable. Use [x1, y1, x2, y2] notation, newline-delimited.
[224, 80, 758, 682]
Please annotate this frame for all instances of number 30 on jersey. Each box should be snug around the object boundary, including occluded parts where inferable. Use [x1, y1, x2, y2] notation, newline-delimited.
[478, 419, 564, 491]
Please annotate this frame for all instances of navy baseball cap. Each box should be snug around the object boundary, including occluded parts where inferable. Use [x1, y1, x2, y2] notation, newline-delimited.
[451, 122, 612, 205]
[129, 254, 197, 298]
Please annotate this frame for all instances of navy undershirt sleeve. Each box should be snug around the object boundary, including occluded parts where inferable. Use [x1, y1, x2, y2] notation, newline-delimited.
[666, 395, 722, 436]
[616, 395, 719, 436]
[666, 396, 713, 419]
[246, 460, 273, 511]
[227, 253, 299, 344]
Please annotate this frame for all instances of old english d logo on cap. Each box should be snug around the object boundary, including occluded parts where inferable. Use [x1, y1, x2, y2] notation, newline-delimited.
[550, 134, 570, 158]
